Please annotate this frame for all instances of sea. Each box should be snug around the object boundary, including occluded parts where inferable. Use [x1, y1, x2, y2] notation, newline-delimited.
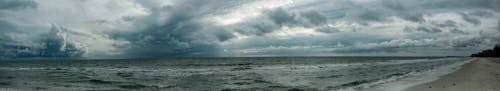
[0, 57, 471, 91]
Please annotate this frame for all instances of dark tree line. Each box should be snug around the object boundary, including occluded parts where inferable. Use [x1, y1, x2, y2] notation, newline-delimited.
[471, 45, 500, 57]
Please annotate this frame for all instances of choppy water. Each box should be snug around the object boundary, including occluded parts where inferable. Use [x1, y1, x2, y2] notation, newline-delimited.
[0, 57, 470, 91]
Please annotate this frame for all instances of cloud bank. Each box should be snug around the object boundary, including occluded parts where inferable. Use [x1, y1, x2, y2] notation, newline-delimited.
[1, 0, 500, 59]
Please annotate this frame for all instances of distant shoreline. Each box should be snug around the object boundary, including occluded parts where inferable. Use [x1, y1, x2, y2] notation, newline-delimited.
[404, 58, 500, 91]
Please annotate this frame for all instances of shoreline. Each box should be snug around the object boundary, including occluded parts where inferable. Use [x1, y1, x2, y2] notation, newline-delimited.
[404, 58, 500, 91]
[359, 57, 472, 91]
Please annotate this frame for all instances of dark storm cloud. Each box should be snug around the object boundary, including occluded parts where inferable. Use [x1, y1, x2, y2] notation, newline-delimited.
[39, 24, 85, 57]
[2, 0, 500, 58]
[0, 0, 41, 58]
[0, 20, 37, 58]
[86, 0, 500, 57]
[111, 0, 242, 58]
[0, 0, 37, 10]
[0, 24, 85, 58]
[0, 38, 38, 58]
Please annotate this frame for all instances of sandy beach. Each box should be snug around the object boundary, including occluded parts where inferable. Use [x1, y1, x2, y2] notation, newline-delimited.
[404, 58, 500, 91]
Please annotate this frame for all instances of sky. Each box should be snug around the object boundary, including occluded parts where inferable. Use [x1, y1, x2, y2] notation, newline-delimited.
[1, 0, 500, 59]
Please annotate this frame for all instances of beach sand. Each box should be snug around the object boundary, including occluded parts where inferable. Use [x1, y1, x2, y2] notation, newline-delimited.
[404, 58, 500, 91]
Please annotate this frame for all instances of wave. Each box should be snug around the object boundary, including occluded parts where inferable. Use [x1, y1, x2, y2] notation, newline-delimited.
[355, 58, 473, 91]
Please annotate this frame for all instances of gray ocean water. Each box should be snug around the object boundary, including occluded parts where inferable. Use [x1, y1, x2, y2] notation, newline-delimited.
[0, 57, 469, 91]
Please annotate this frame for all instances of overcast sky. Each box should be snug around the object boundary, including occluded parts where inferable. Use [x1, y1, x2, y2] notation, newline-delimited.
[1, 0, 500, 59]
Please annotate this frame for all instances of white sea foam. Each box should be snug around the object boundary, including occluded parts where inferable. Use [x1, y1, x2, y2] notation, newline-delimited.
[358, 58, 473, 91]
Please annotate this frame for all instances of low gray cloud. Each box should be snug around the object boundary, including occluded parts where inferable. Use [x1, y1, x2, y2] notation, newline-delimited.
[301, 11, 328, 26]
[404, 26, 442, 33]
[229, 8, 330, 37]
[0, 0, 37, 11]
[315, 27, 341, 33]
[267, 8, 299, 27]
[498, 19, 500, 30]
[436, 20, 457, 27]
[460, 13, 481, 25]
[450, 28, 466, 34]
[265, 8, 329, 28]
[421, 0, 500, 11]
[232, 22, 278, 36]
[0, 21, 17, 33]
[416, 26, 442, 33]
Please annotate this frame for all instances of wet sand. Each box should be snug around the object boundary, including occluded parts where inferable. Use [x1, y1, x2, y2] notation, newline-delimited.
[404, 58, 500, 91]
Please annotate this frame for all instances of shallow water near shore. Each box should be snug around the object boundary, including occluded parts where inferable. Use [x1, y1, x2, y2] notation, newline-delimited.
[0, 57, 470, 91]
